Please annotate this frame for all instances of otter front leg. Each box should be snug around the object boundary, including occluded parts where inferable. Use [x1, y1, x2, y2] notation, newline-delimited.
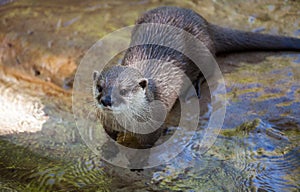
[135, 128, 163, 148]
[183, 76, 205, 102]
[195, 76, 206, 98]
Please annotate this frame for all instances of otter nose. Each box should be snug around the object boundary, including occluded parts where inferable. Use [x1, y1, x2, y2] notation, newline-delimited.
[100, 96, 112, 107]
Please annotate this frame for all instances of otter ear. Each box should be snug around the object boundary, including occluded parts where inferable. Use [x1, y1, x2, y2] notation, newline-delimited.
[138, 78, 148, 89]
[93, 71, 100, 81]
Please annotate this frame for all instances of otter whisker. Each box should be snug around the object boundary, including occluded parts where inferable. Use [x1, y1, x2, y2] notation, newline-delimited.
[83, 100, 95, 105]
[85, 86, 94, 92]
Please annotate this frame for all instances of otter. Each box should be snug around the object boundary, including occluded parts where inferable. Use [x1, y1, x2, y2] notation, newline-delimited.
[92, 6, 300, 147]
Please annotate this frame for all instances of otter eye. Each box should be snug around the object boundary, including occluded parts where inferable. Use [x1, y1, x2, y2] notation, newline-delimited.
[120, 89, 127, 96]
[139, 79, 148, 89]
[93, 71, 99, 81]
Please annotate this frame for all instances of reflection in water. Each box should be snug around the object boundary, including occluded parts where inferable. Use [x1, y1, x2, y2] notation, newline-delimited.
[0, 139, 110, 191]
[253, 147, 300, 191]
[0, 0, 299, 191]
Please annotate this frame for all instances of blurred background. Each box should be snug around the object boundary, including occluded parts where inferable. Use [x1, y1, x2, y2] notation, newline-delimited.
[0, 0, 299, 191]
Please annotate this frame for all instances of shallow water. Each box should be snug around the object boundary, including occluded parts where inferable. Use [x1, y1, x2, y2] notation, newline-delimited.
[0, 0, 299, 191]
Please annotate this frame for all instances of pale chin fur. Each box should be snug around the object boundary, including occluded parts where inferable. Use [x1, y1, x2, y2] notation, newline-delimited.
[127, 90, 149, 115]
[95, 104, 123, 114]
[110, 105, 127, 114]
[113, 90, 148, 117]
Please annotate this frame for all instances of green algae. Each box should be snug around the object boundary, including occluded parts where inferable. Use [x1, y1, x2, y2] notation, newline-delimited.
[220, 119, 260, 137]
[0, 139, 110, 192]
[225, 56, 299, 104]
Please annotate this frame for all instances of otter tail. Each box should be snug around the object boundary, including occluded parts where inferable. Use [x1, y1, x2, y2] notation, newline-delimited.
[210, 24, 300, 54]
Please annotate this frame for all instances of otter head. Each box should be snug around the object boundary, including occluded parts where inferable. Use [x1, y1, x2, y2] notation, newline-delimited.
[92, 66, 150, 114]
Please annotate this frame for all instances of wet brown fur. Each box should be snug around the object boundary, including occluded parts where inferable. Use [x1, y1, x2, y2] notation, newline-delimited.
[94, 6, 300, 147]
